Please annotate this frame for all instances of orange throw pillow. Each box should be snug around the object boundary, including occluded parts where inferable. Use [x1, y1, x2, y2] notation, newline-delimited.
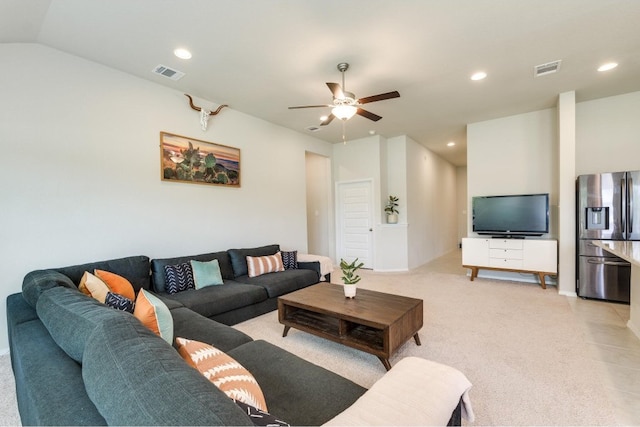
[133, 289, 173, 344]
[176, 337, 268, 412]
[94, 270, 136, 301]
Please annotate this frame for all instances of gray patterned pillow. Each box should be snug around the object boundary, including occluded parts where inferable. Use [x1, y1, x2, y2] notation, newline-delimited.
[281, 251, 298, 270]
[164, 262, 195, 294]
[104, 292, 135, 313]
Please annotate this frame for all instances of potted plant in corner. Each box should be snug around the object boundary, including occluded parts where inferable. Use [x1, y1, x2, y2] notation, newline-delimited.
[385, 195, 399, 224]
[340, 258, 364, 298]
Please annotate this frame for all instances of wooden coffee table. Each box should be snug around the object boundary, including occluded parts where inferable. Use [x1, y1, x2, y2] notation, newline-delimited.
[278, 283, 423, 370]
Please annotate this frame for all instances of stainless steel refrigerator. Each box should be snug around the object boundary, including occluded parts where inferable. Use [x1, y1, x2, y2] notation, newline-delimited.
[576, 171, 639, 303]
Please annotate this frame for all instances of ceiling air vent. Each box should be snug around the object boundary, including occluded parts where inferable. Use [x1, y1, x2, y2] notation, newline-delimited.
[306, 125, 322, 132]
[152, 64, 185, 81]
[534, 60, 562, 77]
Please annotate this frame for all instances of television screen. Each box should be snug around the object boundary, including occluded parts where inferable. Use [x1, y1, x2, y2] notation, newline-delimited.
[472, 193, 549, 236]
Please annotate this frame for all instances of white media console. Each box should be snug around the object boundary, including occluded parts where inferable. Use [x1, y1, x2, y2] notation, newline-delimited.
[461, 237, 558, 288]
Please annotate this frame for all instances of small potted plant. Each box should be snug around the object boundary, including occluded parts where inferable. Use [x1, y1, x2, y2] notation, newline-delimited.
[340, 258, 364, 298]
[385, 195, 399, 224]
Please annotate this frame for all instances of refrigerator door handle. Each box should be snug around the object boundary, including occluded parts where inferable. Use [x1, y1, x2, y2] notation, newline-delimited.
[629, 177, 633, 233]
[586, 258, 630, 267]
[621, 178, 626, 234]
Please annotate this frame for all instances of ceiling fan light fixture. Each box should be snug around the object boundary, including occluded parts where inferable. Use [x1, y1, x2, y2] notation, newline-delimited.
[332, 105, 357, 120]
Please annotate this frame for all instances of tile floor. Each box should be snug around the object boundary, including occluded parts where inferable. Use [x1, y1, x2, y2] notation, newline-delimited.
[432, 249, 640, 425]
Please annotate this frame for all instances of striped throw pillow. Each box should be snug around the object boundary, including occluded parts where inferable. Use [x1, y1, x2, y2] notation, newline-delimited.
[246, 253, 284, 278]
[175, 337, 268, 412]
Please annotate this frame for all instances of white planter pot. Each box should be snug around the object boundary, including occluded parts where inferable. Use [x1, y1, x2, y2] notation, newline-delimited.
[343, 284, 357, 298]
[386, 213, 398, 224]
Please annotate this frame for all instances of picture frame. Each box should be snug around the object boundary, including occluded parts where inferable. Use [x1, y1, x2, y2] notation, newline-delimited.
[160, 131, 240, 187]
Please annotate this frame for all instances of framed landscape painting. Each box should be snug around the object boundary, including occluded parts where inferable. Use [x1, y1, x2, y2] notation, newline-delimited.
[160, 132, 240, 187]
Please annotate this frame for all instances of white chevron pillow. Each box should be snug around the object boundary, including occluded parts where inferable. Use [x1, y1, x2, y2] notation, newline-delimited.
[175, 337, 267, 412]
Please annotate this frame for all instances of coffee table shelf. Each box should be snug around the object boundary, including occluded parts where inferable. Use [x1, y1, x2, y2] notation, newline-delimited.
[278, 283, 423, 370]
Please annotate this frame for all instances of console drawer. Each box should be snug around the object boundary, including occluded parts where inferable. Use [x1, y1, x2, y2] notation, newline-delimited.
[489, 249, 523, 260]
[489, 258, 523, 269]
[489, 239, 524, 250]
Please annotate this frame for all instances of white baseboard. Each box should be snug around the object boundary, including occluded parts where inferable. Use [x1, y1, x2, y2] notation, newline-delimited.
[559, 290, 578, 298]
[628, 319, 640, 340]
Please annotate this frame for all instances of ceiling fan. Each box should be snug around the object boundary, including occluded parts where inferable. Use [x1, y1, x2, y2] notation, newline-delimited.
[288, 62, 400, 127]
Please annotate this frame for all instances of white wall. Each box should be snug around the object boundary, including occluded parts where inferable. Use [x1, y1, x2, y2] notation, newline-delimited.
[467, 108, 558, 237]
[456, 166, 468, 244]
[0, 43, 332, 351]
[576, 91, 640, 175]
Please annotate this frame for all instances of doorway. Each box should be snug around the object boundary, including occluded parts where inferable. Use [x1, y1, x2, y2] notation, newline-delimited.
[305, 152, 332, 258]
[336, 179, 374, 268]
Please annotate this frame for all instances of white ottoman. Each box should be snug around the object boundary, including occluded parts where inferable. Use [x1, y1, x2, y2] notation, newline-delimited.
[323, 357, 474, 426]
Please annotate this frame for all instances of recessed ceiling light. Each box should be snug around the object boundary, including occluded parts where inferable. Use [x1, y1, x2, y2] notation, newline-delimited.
[447, 141, 456, 147]
[598, 62, 618, 72]
[471, 71, 487, 81]
[174, 48, 192, 60]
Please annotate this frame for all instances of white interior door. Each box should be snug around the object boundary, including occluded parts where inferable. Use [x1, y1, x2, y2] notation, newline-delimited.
[336, 180, 374, 268]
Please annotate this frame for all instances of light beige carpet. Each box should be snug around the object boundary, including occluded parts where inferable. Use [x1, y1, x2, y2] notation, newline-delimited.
[235, 267, 618, 426]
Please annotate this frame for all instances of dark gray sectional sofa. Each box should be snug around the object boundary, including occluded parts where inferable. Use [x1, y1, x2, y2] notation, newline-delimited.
[6, 244, 464, 426]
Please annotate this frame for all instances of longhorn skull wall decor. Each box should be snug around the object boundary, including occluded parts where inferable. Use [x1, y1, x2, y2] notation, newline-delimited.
[184, 94, 228, 131]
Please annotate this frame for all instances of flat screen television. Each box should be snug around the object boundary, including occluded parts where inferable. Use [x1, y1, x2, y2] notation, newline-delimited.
[472, 193, 549, 237]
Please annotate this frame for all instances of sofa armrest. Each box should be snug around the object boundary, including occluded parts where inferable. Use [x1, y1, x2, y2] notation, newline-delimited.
[298, 261, 321, 281]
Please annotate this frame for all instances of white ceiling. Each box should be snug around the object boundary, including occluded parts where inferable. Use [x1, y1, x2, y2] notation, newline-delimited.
[3, 0, 640, 166]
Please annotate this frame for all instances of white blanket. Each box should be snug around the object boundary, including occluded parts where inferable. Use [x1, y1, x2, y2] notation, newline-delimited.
[323, 357, 474, 426]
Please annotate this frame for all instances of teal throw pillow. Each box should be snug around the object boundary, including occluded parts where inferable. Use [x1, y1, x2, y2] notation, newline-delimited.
[191, 259, 224, 289]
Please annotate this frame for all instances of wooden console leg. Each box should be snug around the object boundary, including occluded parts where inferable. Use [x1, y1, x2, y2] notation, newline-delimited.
[538, 273, 547, 289]
[282, 326, 291, 337]
[470, 267, 478, 281]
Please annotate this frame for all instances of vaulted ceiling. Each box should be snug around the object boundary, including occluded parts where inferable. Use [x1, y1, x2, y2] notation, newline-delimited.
[3, 0, 640, 166]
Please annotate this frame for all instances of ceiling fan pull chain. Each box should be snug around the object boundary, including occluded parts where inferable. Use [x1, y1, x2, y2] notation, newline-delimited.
[342, 120, 347, 144]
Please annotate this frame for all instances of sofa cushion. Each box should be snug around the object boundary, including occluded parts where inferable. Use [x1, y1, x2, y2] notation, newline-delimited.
[22, 270, 75, 308]
[9, 314, 107, 425]
[176, 337, 268, 411]
[191, 259, 224, 288]
[164, 262, 195, 294]
[170, 306, 253, 352]
[55, 255, 151, 291]
[35, 286, 126, 362]
[233, 269, 319, 298]
[228, 340, 366, 426]
[82, 316, 253, 426]
[161, 282, 268, 318]
[152, 251, 235, 293]
[133, 289, 173, 344]
[247, 253, 284, 278]
[228, 244, 280, 277]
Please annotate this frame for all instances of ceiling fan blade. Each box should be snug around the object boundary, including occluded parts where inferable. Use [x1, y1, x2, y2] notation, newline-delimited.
[356, 108, 382, 122]
[357, 91, 400, 105]
[326, 82, 344, 99]
[288, 104, 332, 109]
[320, 114, 335, 126]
